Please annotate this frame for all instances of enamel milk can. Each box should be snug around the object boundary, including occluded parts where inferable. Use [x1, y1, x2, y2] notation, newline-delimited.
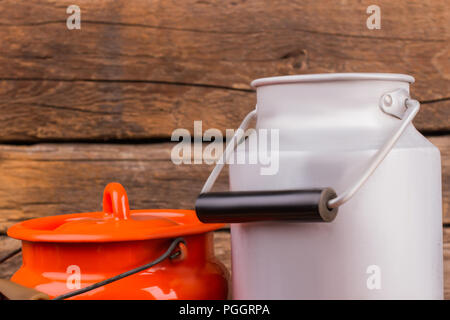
[196, 73, 443, 299]
[8, 183, 228, 300]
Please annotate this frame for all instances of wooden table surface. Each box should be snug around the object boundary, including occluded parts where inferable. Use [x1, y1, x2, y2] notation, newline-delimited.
[0, 0, 448, 298]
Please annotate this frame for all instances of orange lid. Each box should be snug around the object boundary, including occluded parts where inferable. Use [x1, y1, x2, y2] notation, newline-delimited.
[8, 183, 223, 243]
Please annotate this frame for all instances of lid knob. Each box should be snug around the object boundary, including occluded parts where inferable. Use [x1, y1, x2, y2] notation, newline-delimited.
[103, 183, 131, 220]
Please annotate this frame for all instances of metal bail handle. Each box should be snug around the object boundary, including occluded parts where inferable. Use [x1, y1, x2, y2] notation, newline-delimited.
[196, 89, 421, 223]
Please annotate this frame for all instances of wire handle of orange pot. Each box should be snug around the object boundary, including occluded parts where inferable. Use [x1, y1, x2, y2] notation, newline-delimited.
[53, 237, 186, 300]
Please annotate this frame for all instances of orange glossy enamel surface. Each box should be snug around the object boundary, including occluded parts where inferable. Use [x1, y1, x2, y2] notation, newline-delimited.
[8, 183, 229, 299]
[8, 183, 224, 242]
[11, 233, 229, 299]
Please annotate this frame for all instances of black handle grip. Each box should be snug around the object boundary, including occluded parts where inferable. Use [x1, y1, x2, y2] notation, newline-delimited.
[195, 188, 338, 223]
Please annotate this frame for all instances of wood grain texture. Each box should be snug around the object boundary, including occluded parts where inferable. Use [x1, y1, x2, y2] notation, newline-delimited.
[0, 143, 229, 234]
[0, 80, 254, 142]
[214, 231, 231, 273]
[0, 0, 448, 141]
[0, 0, 448, 93]
[0, 80, 447, 142]
[0, 136, 448, 233]
[0, 236, 21, 280]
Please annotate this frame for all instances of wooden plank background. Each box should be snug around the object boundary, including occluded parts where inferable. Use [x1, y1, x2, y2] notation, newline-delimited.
[0, 0, 448, 298]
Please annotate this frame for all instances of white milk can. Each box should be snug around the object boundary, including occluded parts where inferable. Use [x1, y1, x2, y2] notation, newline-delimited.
[195, 73, 443, 299]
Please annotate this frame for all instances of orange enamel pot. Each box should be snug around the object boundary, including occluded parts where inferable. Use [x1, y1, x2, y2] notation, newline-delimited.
[7, 183, 229, 300]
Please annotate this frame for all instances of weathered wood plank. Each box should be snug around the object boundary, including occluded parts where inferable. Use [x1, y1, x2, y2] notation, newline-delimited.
[0, 236, 21, 279]
[0, 0, 447, 96]
[0, 0, 447, 141]
[0, 80, 254, 142]
[0, 136, 448, 232]
[0, 143, 229, 234]
[214, 231, 231, 274]
[0, 80, 447, 142]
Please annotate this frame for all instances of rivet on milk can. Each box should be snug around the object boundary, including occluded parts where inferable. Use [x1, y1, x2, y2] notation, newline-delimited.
[7, 183, 229, 300]
[195, 73, 443, 299]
